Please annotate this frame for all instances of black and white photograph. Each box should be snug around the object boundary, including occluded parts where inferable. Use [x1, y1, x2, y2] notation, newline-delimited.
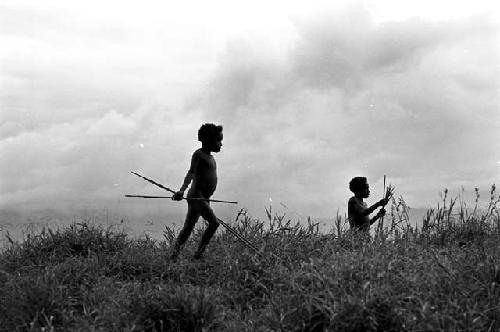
[1, 0, 499, 330]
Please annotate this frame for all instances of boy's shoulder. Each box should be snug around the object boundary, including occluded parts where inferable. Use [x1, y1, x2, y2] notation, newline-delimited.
[348, 196, 364, 206]
[192, 148, 213, 160]
[193, 148, 207, 156]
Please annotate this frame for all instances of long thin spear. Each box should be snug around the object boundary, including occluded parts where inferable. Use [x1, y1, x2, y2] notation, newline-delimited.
[217, 218, 260, 254]
[217, 217, 281, 260]
[124, 195, 238, 204]
[130, 171, 176, 194]
[377, 175, 386, 234]
[130, 171, 238, 204]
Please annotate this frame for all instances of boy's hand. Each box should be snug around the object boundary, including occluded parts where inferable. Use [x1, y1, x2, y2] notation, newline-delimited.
[172, 191, 184, 201]
[377, 208, 386, 217]
[378, 198, 389, 207]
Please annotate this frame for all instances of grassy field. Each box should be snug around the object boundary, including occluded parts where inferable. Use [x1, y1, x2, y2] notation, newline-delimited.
[1, 187, 499, 331]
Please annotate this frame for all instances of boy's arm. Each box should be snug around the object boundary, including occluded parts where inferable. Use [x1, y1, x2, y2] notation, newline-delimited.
[364, 204, 378, 216]
[366, 198, 389, 216]
[365, 186, 393, 218]
[370, 208, 386, 225]
[172, 151, 199, 200]
[179, 172, 193, 192]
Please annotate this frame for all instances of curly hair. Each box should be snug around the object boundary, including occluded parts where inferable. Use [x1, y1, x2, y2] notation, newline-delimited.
[198, 123, 223, 143]
[349, 176, 367, 194]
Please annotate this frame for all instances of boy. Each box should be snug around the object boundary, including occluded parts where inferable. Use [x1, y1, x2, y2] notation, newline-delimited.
[348, 177, 389, 233]
[170, 123, 223, 260]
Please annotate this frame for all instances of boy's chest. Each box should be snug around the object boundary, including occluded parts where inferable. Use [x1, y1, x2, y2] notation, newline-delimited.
[349, 197, 366, 209]
[198, 154, 216, 170]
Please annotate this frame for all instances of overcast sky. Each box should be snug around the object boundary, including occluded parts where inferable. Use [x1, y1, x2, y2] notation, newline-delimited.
[1, 0, 499, 222]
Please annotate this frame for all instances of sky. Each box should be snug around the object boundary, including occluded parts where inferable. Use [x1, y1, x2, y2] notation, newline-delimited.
[1, 0, 499, 223]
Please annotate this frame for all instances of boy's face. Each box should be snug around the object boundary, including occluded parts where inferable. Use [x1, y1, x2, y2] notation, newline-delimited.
[211, 132, 223, 152]
[360, 183, 370, 198]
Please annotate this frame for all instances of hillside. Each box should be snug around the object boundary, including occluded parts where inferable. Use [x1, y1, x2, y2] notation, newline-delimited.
[1, 191, 499, 331]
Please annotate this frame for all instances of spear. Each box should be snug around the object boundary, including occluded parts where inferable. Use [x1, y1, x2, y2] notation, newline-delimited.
[124, 195, 238, 204]
[216, 217, 282, 260]
[216, 218, 260, 254]
[130, 171, 177, 194]
[378, 175, 386, 233]
[377, 176, 395, 234]
[129, 171, 238, 204]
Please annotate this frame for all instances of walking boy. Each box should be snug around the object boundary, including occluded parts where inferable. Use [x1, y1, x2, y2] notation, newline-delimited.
[348, 177, 390, 233]
[170, 123, 223, 260]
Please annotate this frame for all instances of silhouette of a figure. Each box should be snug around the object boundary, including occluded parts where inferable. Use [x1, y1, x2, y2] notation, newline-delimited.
[348, 177, 388, 234]
[170, 123, 223, 260]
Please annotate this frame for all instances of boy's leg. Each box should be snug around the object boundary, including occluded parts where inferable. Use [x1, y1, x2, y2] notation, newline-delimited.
[171, 201, 200, 259]
[193, 201, 219, 259]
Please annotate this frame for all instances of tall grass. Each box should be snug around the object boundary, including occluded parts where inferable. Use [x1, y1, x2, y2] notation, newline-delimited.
[0, 186, 499, 331]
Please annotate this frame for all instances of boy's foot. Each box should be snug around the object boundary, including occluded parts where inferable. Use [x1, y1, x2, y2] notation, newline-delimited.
[193, 244, 207, 261]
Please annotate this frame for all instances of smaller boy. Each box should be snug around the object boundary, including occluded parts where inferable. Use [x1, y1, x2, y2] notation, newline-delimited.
[170, 123, 223, 260]
[348, 177, 389, 233]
